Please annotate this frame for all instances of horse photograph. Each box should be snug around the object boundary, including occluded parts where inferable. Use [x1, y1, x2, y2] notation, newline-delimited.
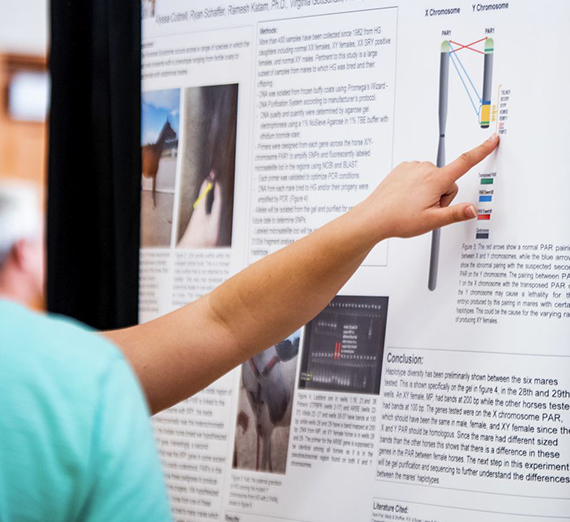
[176, 84, 238, 249]
[233, 332, 301, 474]
[140, 88, 180, 247]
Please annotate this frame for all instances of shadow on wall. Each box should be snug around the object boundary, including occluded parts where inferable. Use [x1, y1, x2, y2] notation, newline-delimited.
[176, 84, 238, 248]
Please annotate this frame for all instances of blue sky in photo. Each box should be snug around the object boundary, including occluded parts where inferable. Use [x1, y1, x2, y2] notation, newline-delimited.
[141, 89, 180, 145]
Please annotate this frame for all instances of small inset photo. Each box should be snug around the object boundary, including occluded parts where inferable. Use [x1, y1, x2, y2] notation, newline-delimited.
[299, 296, 389, 395]
[141, 0, 155, 19]
[233, 332, 301, 474]
[140, 88, 180, 247]
[176, 84, 238, 249]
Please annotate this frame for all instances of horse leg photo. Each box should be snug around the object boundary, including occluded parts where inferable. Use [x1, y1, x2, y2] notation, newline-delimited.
[233, 411, 249, 468]
[255, 423, 261, 471]
[261, 425, 273, 472]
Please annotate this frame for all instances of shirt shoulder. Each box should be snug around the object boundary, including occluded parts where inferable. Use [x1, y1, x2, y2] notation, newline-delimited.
[0, 300, 121, 375]
[0, 302, 172, 521]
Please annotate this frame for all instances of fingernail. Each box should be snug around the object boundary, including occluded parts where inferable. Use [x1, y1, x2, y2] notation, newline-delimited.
[466, 205, 478, 218]
[487, 133, 499, 142]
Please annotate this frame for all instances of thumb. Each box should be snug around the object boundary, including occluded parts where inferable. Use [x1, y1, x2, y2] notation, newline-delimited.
[432, 202, 478, 229]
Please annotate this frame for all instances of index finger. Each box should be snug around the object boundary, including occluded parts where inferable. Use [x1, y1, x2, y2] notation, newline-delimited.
[441, 134, 499, 183]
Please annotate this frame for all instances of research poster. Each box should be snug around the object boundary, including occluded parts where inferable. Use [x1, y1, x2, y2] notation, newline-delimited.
[139, 1, 570, 520]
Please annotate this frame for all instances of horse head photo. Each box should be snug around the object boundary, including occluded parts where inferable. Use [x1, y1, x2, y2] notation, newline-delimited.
[140, 89, 180, 247]
[142, 119, 177, 208]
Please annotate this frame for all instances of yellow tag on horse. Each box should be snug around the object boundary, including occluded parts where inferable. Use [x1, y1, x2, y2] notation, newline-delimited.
[193, 182, 213, 210]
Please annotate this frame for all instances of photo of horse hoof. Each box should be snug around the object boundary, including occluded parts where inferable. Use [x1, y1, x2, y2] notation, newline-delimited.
[175, 84, 238, 249]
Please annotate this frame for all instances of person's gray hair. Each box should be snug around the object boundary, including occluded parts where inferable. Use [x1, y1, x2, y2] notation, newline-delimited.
[0, 181, 41, 268]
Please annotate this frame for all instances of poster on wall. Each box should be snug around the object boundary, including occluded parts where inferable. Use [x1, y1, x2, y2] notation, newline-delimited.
[140, 1, 570, 521]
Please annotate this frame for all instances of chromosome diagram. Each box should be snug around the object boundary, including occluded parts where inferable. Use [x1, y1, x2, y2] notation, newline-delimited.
[429, 37, 495, 291]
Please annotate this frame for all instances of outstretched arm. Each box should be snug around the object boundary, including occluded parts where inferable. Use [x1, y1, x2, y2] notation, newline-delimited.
[106, 135, 499, 414]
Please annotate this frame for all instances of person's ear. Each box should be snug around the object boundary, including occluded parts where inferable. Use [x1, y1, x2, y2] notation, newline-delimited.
[11, 239, 33, 272]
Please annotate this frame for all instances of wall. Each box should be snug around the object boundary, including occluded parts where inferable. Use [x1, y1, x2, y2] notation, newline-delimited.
[0, 0, 48, 55]
[0, 0, 48, 188]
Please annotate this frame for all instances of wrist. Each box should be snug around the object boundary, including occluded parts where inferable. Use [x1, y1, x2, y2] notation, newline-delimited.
[346, 198, 390, 250]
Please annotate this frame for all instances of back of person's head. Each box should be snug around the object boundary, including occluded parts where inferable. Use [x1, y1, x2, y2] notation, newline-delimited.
[0, 181, 44, 304]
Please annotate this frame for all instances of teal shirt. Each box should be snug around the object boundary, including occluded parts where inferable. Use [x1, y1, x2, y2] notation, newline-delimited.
[0, 301, 172, 521]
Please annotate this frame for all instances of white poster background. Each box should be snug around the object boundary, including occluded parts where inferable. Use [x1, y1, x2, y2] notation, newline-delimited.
[141, 1, 570, 521]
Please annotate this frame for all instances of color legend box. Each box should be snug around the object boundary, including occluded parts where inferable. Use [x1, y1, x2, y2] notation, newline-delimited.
[476, 170, 495, 240]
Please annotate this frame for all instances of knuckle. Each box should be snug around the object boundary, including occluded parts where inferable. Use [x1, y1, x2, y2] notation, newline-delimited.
[433, 215, 447, 230]
[452, 206, 464, 222]
[459, 152, 472, 166]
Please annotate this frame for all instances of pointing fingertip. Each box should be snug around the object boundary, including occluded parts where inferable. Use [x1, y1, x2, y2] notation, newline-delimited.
[466, 205, 477, 219]
[487, 133, 499, 143]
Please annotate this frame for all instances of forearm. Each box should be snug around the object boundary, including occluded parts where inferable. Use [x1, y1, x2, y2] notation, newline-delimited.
[107, 202, 381, 414]
[207, 201, 380, 359]
[108, 135, 498, 414]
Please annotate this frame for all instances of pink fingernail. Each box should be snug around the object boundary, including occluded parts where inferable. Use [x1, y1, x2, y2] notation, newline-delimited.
[467, 206, 477, 218]
[487, 133, 499, 142]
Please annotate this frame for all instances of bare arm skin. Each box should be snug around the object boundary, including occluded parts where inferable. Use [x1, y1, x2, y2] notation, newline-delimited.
[106, 135, 499, 414]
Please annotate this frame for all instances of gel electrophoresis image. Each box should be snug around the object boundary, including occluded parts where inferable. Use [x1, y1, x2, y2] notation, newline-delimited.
[298, 295, 388, 395]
